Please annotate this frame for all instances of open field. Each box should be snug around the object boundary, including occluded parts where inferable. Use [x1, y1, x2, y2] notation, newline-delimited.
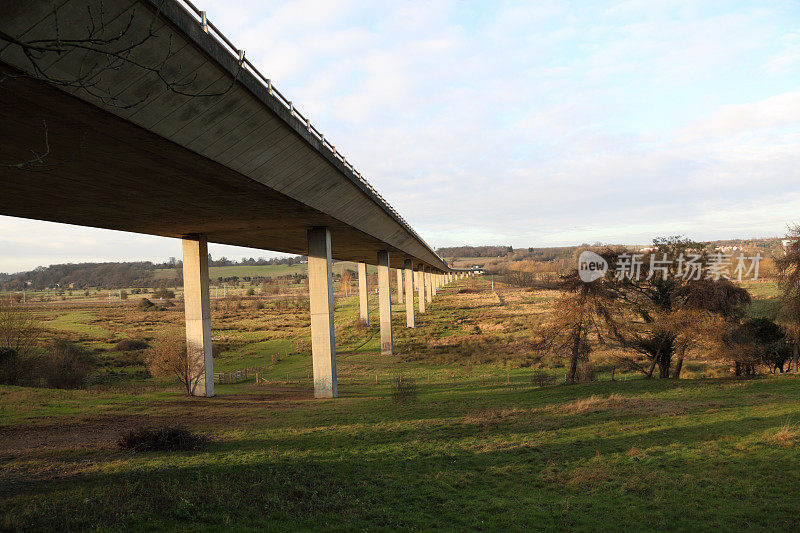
[1, 275, 797, 529]
[3, 373, 800, 530]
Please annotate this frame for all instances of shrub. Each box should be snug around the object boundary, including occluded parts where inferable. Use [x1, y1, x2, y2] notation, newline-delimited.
[391, 376, 418, 404]
[120, 290, 128, 300]
[114, 339, 149, 351]
[118, 426, 206, 452]
[253, 300, 265, 310]
[137, 297, 154, 309]
[44, 340, 94, 389]
[152, 288, 175, 300]
[246, 288, 255, 296]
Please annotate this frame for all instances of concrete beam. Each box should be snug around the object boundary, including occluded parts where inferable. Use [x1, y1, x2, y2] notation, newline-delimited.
[182, 235, 214, 397]
[397, 267, 404, 304]
[417, 265, 426, 314]
[308, 227, 337, 398]
[358, 261, 368, 326]
[377, 250, 393, 355]
[404, 259, 415, 328]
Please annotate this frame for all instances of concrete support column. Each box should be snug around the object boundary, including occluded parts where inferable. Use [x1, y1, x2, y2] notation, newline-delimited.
[377, 250, 393, 355]
[404, 259, 415, 327]
[182, 235, 214, 397]
[418, 265, 426, 314]
[397, 268, 404, 304]
[431, 271, 438, 298]
[425, 267, 433, 304]
[358, 261, 368, 326]
[308, 227, 337, 398]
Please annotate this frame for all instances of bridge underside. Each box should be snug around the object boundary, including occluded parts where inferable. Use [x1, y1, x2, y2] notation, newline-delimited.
[0, 0, 467, 399]
[0, 67, 413, 266]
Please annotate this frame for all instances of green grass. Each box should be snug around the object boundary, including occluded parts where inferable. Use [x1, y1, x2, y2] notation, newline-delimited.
[3, 276, 797, 529]
[39, 309, 111, 338]
[3, 376, 800, 530]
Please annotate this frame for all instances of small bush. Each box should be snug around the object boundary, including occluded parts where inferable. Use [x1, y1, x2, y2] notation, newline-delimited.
[253, 300, 265, 310]
[114, 339, 149, 351]
[120, 290, 128, 300]
[137, 297, 155, 309]
[118, 426, 206, 452]
[152, 288, 175, 300]
[355, 318, 368, 331]
[44, 340, 94, 389]
[391, 376, 418, 404]
[246, 288, 255, 296]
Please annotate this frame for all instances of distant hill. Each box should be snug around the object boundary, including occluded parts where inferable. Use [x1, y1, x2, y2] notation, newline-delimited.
[1, 237, 786, 291]
[439, 237, 785, 260]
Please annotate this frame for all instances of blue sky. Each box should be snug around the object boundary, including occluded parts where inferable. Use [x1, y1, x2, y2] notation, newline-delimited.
[2, 0, 800, 272]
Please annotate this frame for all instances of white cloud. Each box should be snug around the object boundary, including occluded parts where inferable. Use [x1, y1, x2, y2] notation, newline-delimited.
[3, 0, 800, 272]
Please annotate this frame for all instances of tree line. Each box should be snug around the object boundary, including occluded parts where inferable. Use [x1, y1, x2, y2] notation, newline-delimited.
[531, 232, 800, 384]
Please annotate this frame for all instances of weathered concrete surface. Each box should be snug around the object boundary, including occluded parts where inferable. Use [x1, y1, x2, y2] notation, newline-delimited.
[377, 251, 393, 355]
[358, 262, 369, 325]
[397, 268, 404, 304]
[182, 235, 214, 397]
[418, 266, 426, 314]
[404, 259, 415, 328]
[425, 267, 433, 304]
[0, 0, 450, 272]
[307, 227, 337, 398]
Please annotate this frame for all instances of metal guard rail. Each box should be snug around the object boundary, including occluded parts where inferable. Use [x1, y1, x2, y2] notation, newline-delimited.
[171, 0, 445, 266]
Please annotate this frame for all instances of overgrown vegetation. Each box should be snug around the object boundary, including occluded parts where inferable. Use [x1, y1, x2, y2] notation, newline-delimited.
[117, 426, 207, 452]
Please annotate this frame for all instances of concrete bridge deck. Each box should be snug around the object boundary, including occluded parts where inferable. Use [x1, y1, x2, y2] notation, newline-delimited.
[0, 0, 475, 398]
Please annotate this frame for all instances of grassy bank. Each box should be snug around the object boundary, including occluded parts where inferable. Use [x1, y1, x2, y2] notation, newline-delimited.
[2, 375, 800, 530]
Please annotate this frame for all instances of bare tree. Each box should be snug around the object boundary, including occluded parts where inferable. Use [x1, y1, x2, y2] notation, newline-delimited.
[145, 334, 202, 396]
[533, 270, 620, 384]
[341, 269, 353, 296]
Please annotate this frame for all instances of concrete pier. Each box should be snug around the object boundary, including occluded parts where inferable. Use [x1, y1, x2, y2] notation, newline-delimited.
[182, 235, 214, 397]
[425, 267, 433, 304]
[358, 261, 369, 326]
[377, 250, 393, 355]
[397, 268, 404, 304]
[404, 259, 415, 327]
[418, 265, 426, 314]
[308, 227, 337, 398]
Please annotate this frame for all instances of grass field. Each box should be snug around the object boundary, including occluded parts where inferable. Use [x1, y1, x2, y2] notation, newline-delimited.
[3, 375, 800, 530]
[1, 276, 797, 530]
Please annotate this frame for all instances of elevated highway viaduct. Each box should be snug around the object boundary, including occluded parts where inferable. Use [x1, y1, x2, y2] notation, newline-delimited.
[0, 0, 476, 398]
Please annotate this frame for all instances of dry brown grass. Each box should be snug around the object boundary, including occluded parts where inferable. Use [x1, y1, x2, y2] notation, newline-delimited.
[556, 394, 625, 414]
[553, 393, 688, 417]
[764, 422, 800, 447]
